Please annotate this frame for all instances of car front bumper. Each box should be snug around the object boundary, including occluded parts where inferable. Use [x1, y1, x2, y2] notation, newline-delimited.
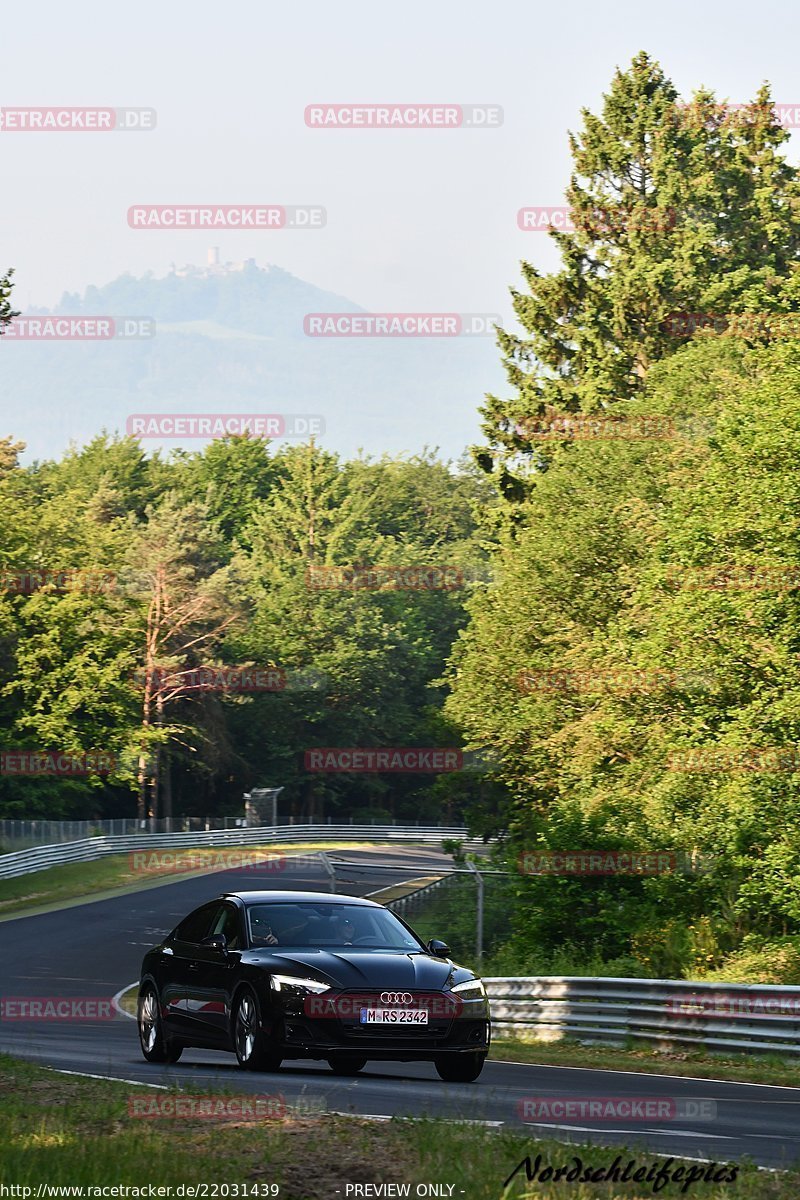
[263, 990, 491, 1060]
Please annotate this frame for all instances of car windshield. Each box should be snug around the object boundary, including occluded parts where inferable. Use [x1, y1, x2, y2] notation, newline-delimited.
[246, 902, 424, 950]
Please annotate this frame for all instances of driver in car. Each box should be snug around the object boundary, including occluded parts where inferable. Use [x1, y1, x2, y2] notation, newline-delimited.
[335, 915, 357, 943]
[251, 910, 312, 946]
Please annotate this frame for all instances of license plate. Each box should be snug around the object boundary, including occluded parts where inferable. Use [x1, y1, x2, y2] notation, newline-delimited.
[359, 1007, 428, 1024]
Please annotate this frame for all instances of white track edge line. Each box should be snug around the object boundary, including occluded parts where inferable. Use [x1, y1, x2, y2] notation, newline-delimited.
[489, 1058, 800, 1092]
[112, 981, 139, 1020]
[50, 1067, 168, 1089]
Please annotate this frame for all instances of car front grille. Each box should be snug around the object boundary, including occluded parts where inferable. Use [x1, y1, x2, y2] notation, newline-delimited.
[333, 990, 455, 1038]
[340, 1022, 445, 1039]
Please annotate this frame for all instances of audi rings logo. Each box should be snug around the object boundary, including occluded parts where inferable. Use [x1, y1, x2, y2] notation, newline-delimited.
[303, 990, 463, 1018]
[380, 991, 413, 1005]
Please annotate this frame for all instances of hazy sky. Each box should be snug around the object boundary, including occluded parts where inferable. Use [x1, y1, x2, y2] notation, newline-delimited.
[4, 0, 800, 320]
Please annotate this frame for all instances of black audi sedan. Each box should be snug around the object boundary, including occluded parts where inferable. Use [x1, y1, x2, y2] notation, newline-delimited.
[137, 890, 490, 1081]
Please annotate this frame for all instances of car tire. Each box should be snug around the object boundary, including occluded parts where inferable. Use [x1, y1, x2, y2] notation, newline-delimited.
[233, 987, 282, 1072]
[138, 984, 183, 1064]
[434, 1052, 486, 1083]
[327, 1056, 367, 1075]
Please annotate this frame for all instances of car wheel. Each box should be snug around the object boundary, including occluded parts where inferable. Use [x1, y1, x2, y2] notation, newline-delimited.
[138, 984, 182, 1064]
[434, 1052, 486, 1083]
[327, 1056, 367, 1075]
[233, 988, 282, 1072]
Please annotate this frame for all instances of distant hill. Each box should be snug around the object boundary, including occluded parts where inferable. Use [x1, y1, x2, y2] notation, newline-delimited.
[0, 260, 504, 462]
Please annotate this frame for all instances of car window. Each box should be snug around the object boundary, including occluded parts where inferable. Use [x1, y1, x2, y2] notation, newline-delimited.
[173, 902, 219, 945]
[209, 902, 242, 950]
[247, 902, 424, 949]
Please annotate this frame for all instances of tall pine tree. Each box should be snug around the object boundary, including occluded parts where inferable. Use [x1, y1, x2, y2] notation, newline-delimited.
[476, 52, 800, 502]
[0, 269, 18, 336]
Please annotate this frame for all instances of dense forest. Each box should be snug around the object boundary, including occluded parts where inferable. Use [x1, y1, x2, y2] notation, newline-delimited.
[0, 430, 493, 825]
[5, 52, 800, 979]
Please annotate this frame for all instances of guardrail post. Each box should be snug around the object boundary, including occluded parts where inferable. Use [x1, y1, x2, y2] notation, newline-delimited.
[466, 860, 484, 969]
[318, 851, 337, 893]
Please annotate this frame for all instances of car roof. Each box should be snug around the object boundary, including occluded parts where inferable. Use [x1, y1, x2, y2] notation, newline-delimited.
[221, 890, 382, 907]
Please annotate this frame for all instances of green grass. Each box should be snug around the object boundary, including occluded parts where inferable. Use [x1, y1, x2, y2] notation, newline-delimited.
[0, 843, 369, 918]
[490, 1036, 800, 1088]
[0, 1054, 793, 1199]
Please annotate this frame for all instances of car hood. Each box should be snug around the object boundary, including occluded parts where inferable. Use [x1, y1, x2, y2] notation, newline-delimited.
[242, 948, 459, 990]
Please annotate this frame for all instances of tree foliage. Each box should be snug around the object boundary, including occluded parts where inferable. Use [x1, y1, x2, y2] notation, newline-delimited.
[476, 52, 800, 503]
[0, 422, 489, 822]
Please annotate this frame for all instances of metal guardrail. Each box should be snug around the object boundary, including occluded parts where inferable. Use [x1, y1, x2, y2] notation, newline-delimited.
[0, 816, 252, 851]
[0, 816, 464, 852]
[0, 824, 473, 881]
[485, 976, 800, 1055]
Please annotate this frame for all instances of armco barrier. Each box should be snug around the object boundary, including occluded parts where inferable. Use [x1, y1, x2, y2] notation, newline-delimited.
[0, 824, 475, 881]
[485, 976, 800, 1055]
[0, 817, 252, 851]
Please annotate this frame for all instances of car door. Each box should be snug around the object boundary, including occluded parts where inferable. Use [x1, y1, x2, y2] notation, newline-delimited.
[182, 901, 244, 1042]
[162, 901, 220, 1039]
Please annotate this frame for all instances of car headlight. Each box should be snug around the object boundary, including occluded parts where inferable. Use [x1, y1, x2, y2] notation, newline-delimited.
[270, 974, 330, 995]
[451, 978, 487, 1001]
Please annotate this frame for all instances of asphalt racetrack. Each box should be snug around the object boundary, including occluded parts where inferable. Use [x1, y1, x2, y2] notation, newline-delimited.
[1, 845, 798, 1170]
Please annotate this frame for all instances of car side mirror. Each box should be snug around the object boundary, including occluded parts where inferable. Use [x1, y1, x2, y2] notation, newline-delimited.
[201, 933, 228, 954]
[428, 938, 451, 957]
